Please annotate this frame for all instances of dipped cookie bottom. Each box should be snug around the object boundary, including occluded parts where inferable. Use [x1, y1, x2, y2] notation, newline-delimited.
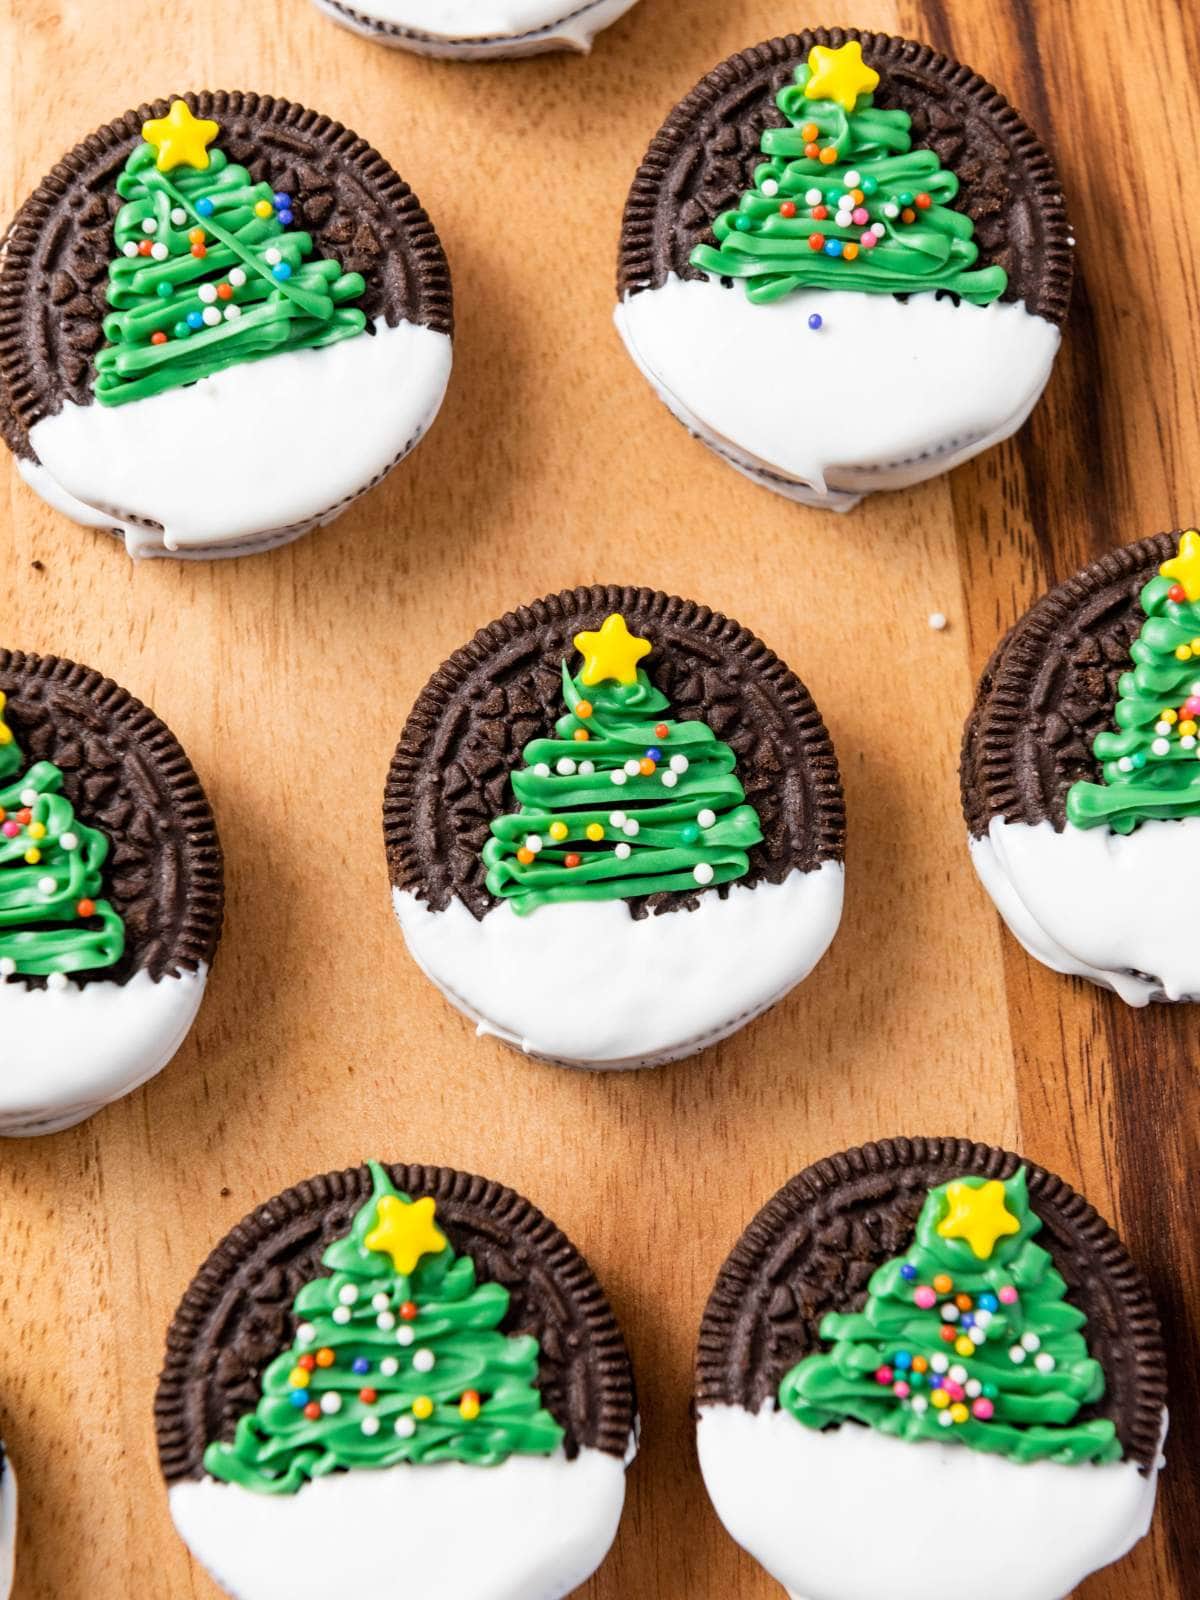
[698, 1405, 1164, 1600]
[311, 0, 639, 56]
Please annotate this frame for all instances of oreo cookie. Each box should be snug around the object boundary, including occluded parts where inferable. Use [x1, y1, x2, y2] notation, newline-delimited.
[384, 585, 845, 1068]
[157, 1159, 636, 1600]
[696, 1137, 1166, 1600]
[0, 93, 452, 558]
[615, 29, 1072, 510]
[962, 529, 1200, 1005]
[311, 0, 641, 58]
[0, 650, 222, 1134]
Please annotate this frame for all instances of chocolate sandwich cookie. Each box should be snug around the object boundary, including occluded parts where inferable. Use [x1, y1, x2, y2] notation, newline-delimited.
[0, 1442, 13, 1600]
[384, 585, 845, 1068]
[0, 93, 452, 558]
[158, 1159, 636, 1600]
[963, 528, 1200, 1004]
[0, 651, 222, 1134]
[311, 0, 641, 58]
[696, 1137, 1167, 1600]
[616, 29, 1072, 510]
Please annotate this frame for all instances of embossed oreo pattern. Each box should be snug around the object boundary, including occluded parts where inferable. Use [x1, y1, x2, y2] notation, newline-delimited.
[0, 651, 223, 989]
[155, 1162, 636, 1482]
[0, 90, 453, 459]
[960, 534, 1176, 837]
[384, 584, 846, 921]
[696, 1137, 1165, 1472]
[617, 28, 1072, 324]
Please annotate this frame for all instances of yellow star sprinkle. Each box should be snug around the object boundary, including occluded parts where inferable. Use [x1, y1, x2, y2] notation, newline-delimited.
[936, 1179, 1021, 1261]
[573, 613, 651, 688]
[365, 1194, 447, 1274]
[803, 42, 880, 114]
[1160, 529, 1200, 602]
[141, 101, 220, 174]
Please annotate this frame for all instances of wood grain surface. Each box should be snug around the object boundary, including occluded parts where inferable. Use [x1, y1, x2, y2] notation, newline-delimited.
[0, 0, 1196, 1596]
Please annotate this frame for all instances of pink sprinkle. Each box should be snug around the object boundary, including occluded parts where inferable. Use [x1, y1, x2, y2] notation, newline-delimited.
[1, 822, 18, 838]
[944, 1381, 965, 1402]
[852, 207, 869, 226]
[972, 1398, 995, 1420]
[874, 1365, 893, 1386]
[860, 231, 877, 249]
[893, 1381, 910, 1398]
[914, 1287, 937, 1310]
[1186, 697, 1200, 715]
[998, 1286, 1019, 1305]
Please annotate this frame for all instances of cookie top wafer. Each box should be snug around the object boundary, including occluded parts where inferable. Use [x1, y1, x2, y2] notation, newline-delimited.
[696, 1137, 1165, 1472]
[384, 584, 846, 921]
[156, 1161, 636, 1483]
[0, 90, 453, 461]
[0, 650, 222, 989]
[618, 27, 1072, 322]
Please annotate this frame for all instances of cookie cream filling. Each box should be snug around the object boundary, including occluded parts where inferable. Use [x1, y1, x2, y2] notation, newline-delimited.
[969, 814, 1200, 1006]
[393, 863, 844, 1068]
[314, 0, 638, 51]
[0, 1453, 14, 1600]
[697, 1404, 1163, 1600]
[0, 966, 207, 1136]
[169, 1447, 626, 1600]
[615, 277, 1060, 512]
[23, 317, 451, 557]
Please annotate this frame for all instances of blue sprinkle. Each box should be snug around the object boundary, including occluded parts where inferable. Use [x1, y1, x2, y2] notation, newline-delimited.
[277, 210, 294, 227]
[894, 1351, 913, 1370]
[156, 282, 174, 299]
[273, 192, 292, 209]
[978, 1293, 998, 1313]
[807, 313, 823, 331]
[645, 747, 662, 762]
[272, 262, 293, 281]
[352, 1357, 370, 1376]
[186, 310, 204, 330]
[960, 1312, 975, 1328]
[900, 1264, 917, 1281]
[823, 240, 844, 258]
[196, 197, 215, 217]
[289, 1390, 309, 1408]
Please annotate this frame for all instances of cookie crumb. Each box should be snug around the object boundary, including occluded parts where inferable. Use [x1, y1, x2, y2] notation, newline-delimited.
[928, 611, 948, 631]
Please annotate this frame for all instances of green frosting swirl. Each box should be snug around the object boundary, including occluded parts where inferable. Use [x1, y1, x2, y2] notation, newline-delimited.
[481, 659, 763, 914]
[779, 1169, 1122, 1465]
[204, 1163, 564, 1495]
[95, 142, 365, 407]
[1067, 569, 1200, 832]
[690, 62, 1007, 306]
[0, 711, 125, 978]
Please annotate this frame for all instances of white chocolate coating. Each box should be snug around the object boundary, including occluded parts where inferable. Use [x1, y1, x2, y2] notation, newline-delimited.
[169, 1447, 626, 1600]
[0, 966, 207, 1135]
[311, 0, 639, 56]
[23, 318, 451, 558]
[0, 1452, 15, 1600]
[969, 815, 1200, 1006]
[615, 277, 1060, 511]
[393, 863, 843, 1069]
[697, 1405, 1164, 1600]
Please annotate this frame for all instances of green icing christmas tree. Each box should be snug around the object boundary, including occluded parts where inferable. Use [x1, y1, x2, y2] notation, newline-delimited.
[94, 101, 365, 408]
[205, 1163, 564, 1495]
[779, 1169, 1122, 1465]
[1067, 529, 1200, 833]
[690, 41, 1007, 306]
[481, 613, 763, 914]
[0, 691, 124, 981]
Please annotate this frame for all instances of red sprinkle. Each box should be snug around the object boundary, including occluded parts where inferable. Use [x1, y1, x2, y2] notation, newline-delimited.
[359, 1388, 378, 1405]
[298, 1354, 316, 1372]
[150, 331, 168, 346]
[217, 282, 234, 300]
[1169, 584, 1187, 602]
[811, 205, 829, 221]
[808, 233, 826, 252]
[779, 200, 797, 219]
[564, 853, 582, 869]
[138, 240, 154, 257]
[303, 1402, 321, 1421]
[76, 898, 96, 918]
[190, 243, 207, 259]
[400, 1301, 418, 1322]
[915, 192, 932, 210]
[654, 724, 669, 739]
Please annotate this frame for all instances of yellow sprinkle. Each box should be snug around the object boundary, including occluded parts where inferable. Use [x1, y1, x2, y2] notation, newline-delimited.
[459, 1397, 481, 1421]
[931, 1388, 949, 1409]
[586, 823, 604, 841]
[1183, 720, 1198, 737]
[0, 727, 10, 746]
[954, 1336, 975, 1358]
[23, 848, 40, 865]
[413, 1396, 434, 1420]
[254, 199, 273, 218]
[1176, 646, 1193, 661]
[288, 1368, 308, 1388]
[950, 1403, 969, 1425]
[549, 822, 568, 841]
[1162, 709, 1178, 724]
[1192, 639, 1200, 652]
[27, 823, 46, 840]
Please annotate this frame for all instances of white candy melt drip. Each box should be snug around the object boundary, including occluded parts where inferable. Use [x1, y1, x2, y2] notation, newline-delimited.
[312, 0, 638, 54]
[169, 1449, 626, 1600]
[24, 318, 451, 556]
[697, 1406, 1164, 1600]
[0, 1454, 15, 1600]
[970, 815, 1200, 1006]
[614, 277, 1060, 511]
[393, 863, 843, 1069]
[0, 967, 207, 1136]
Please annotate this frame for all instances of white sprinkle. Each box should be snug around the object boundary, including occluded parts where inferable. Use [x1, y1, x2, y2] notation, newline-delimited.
[297, 1324, 316, 1345]
[669, 754, 689, 773]
[1021, 1332, 1041, 1352]
[202, 307, 221, 326]
[805, 188, 822, 205]
[661, 771, 678, 788]
[1151, 737, 1170, 756]
[623, 758, 641, 776]
[693, 862, 715, 886]
[396, 1326, 415, 1347]
[0, 959, 14, 978]
[524, 835, 543, 854]
[1183, 736, 1197, 750]
[151, 242, 169, 261]
[1009, 1345, 1026, 1364]
[973, 1309, 992, 1328]
[372, 1292, 390, 1311]
[228, 267, 247, 287]
[332, 1306, 352, 1325]
[1035, 1352, 1057, 1374]
[928, 612, 948, 631]
[1155, 720, 1172, 736]
[142, 218, 157, 235]
[38, 876, 55, 895]
[1067, 235, 1076, 247]
[844, 170, 861, 187]
[198, 283, 218, 304]
[320, 1393, 342, 1415]
[940, 1303, 959, 1322]
[623, 820, 639, 837]
[339, 1285, 359, 1306]
[122, 241, 139, 258]
[380, 1357, 399, 1377]
[969, 1325, 987, 1344]
[609, 812, 626, 828]
[930, 1354, 949, 1374]
[170, 206, 187, 226]
[883, 202, 899, 219]
[937, 1411, 954, 1428]
[578, 760, 594, 775]
[48, 972, 68, 991]
[697, 808, 716, 828]
[377, 1312, 396, 1331]
[394, 1416, 416, 1438]
[835, 210, 853, 229]
[614, 842, 631, 860]
[361, 1416, 381, 1437]
[871, 222, 886, 238]
[556, 757, 577, 775]
[910, 1395, 928, 1414]
[1117, 756, 1134, 773]
[265, 247, 282, 266]
[20, 790, 37, 807]
[965, 1379, 982, 1399]
[534, 763, 550, 778]
[610, 770, 627, 786]
[761, 178, 779, 197]
[948, 1364, 967, 1384]
[413, 1349, 435, 1374]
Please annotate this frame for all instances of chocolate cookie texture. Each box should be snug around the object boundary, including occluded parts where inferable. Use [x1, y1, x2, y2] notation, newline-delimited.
[963, 530, 1200, 1003]
[696, 1138, 1166, 1600]
[385, 586, 845, 1068]
[0, 651, 222, 1135]
[311, 0, 641, 58]
[615, 30, 1071, 510]
[158, 1160, 635, 1600]
[0, 93, 453, 557]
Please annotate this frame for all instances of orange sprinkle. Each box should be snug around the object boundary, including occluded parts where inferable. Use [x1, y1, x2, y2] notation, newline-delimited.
[843, 243, 859, 260]
[933, 1273, 953, 1295]
[16, 809, 31, 825]
[576, 701, 593, 719]
[639, 758, 656, 775]
[217, 282, 234, 301]
[76, 898, 96, 918]
[955, 1292, 972, 1312]
[913, 1356, 929, 1374]
[801, 122, 819, 141]
[516, 847, 535, 865]
[851, 188, 864, 204]
[573, 728, 590, 742]
[316, 1348, 335, 1368]
[188, 226, 206, 245]
[901, 207, 916, 225]
[819, 146, 839, 166]
[191, 243, 207, 259]
[804, 142, 820, 160]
